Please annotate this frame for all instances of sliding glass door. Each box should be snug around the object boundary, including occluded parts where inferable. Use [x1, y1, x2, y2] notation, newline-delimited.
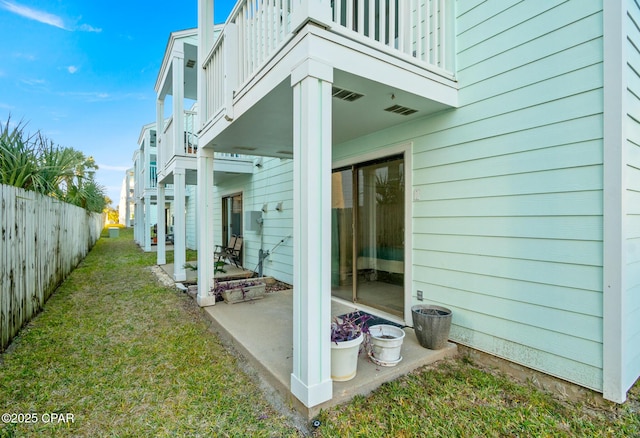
[331, 155, 405, 316]
[222, 193, 243, 247]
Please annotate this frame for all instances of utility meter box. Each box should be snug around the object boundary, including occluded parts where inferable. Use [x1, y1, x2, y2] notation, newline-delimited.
[245, 211, 263, 231]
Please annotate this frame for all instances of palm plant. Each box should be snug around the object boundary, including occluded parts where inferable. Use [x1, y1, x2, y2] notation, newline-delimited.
[0, 117, 40, 190]
[0, 115, 107, 212]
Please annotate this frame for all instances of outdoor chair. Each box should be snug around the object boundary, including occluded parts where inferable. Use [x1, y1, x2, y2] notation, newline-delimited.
[214, 235, 243, 269]
[225, 235, 243, 268]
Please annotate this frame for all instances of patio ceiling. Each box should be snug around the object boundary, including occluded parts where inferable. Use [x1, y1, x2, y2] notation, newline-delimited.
[208, 69, 451, 158]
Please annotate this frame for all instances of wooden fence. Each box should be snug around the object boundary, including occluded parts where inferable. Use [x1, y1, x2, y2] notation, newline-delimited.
[0, 184, 104, 351]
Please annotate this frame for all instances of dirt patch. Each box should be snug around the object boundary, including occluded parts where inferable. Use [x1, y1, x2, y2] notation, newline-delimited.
[266, 280, 292, 293]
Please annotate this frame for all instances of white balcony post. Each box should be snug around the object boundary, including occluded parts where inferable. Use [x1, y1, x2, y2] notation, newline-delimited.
[172, 42, 185, 156]
[144, 196, 152, 252]
[198, 0, 214, 127]
[197, 147, 216, 307]
[156, 99, 164, 169]
[290, 59, 333, 408]
[224, 23, 238, 121]
[173, 169, 187, 282]
[157, 182, 166, 266]
[291, 0, 333, 32]
[125, 172, 132, 227]
[133, 201, 140, 243]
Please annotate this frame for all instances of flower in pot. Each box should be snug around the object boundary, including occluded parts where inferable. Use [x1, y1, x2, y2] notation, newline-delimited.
[330, 312, 372, 381]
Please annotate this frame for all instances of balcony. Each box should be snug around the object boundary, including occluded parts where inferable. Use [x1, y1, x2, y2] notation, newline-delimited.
[158, 110, 198, 176]
[157, 109, 254, 184]
[200, 0, 457, 152]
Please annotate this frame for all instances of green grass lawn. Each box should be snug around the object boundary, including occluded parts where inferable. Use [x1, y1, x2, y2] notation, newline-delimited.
[1, 228, 638, 437]
[315, 358, 639, 437]
[0, 228, 301, 437]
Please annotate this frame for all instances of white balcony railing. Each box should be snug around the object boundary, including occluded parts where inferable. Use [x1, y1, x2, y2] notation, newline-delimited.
[203, 0, 454, 127]
[204, 0, 297, 121]
[158, 110, 199, 171]
[332, 0, 454, 73]
[149, 163, 158, 188]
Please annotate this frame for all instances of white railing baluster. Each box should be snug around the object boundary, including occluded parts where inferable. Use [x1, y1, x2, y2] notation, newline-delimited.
[334, 0, 342, 26]
[398, 0, 405, 51]
[368, 0, 374, 39]
[438, 0, 444, 68]
[415, 0, 420, 57]
[267, 0, 274, 53]
[389, 0, 396, 48]
[379, 0, 386, 44]
[357, 0, 364, 35]
[346, 0, 353, 32]
[275, 0, 282, 44]
[429, 0, 435, 65]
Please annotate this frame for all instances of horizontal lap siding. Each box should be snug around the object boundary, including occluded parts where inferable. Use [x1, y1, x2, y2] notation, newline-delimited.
[213, 158, 294, 284]
[186, 185, 197, 250]
[428, 0, 604, 390]
[334, 0, 605, 390]
[625, 0, 640, 392]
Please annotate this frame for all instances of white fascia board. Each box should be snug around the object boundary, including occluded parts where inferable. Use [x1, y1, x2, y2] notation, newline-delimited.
[155, 28, 198, 95]
[137, 121, 156, 147]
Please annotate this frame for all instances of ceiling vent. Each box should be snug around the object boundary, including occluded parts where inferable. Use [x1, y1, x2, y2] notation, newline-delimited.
[276, 150, 293, 155]
[332, 86, 364, 102]
[384, 104, 418, 116]
[234, 146, 257, 151]
[186, 59, 196, 68]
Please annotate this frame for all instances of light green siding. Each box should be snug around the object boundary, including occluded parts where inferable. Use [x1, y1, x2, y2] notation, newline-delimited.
[185, 184, 197, 250]
[624, 0, 640, 392]
[213, 158, 294, 285]
[333, 0, 606, 390]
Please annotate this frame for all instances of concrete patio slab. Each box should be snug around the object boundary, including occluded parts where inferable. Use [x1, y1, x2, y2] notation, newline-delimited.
[202, 289, 457, 419]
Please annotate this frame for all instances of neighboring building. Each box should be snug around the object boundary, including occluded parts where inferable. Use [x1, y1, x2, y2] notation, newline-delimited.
[132, 123, 160, 251]
[118, 167, 134, 227]
[190, 0, 640, 409]
[154, 28, 254, 279]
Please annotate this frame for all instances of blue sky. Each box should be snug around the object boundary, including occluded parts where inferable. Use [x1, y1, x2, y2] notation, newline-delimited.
[0, 0, 235, 206]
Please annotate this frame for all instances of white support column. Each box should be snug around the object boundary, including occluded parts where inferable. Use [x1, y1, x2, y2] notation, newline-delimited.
[134, 201, 140, 242]
[125, 172, 131, 227]
[197, 0, 214, 127]
[144, 196, 152, 252]
[603, 0, 628, 403]
[197, 147, 216, 306]
[172, 43, 185, 157]
[157, 183, 167, 266]
[289, 58, 333, 408]
[156, 99, 164, 169]
[173, 169, 187, 281]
